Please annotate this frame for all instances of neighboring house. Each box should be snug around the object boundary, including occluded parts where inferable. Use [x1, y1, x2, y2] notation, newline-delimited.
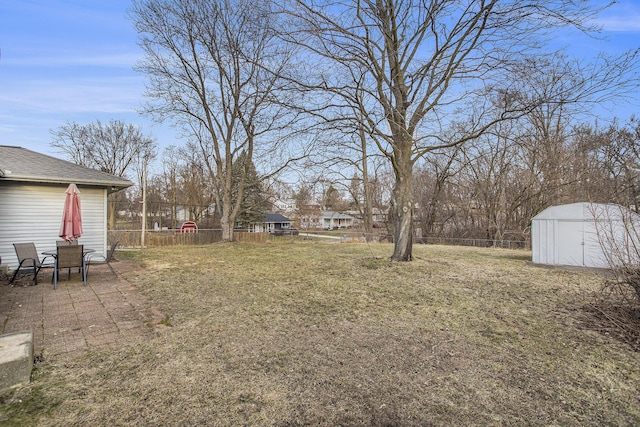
[296, 202, 323, 229]
[272, 199, 297, 214]
[0, 146, 133, 270]
[322, 211, 354, 229]
[175, 203, 216, 223]
[531, 202, 640, 268]
[298, 213, 320, 230]
[175, 206, 190, 222]
[372, 207, 388, 225]
[345, 208, 388, 227]
[344, 210, 362, 226]
[251, 213, 293, 233]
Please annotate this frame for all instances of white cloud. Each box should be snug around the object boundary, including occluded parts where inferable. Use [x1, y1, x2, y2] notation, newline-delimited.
[6, 51, 143, 68]
[593, 2, 640, 32]
[0, 76, 144, 114]
[595, 17, 640, 32]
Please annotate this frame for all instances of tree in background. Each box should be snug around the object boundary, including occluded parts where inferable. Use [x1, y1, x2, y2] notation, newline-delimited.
[146, 175, 170, 229]
[161, 146, 182, 229]
[409, 48, 640, 246]
[280, 0, 639, 261]
[292, 184, 315, 229]
[50, 119, 157, 229]
[132, 0, 302, 242]
[232, 151, 270, 228]
[179, 147, 215, 223]
[574, 118, 640, 210]
[413, 145, 465, 239]
[153, 144, 217, 228]
[323, 184, 346, 212]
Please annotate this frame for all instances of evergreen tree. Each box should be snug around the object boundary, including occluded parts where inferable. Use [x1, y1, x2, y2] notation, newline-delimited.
[232, 151, 270, 228]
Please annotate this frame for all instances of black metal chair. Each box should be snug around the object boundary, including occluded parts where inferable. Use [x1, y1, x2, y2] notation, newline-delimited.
[54, 245, 87, 289]
[10, 243, 54, 285]
[86, 241, 118, 276]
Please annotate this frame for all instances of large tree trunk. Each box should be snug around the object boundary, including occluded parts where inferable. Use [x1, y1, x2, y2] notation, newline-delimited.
[221, 214, 233, 242]
[220, 180, 234, 242]
[391, 167, 414, 261]
[220, 184, 238, 242]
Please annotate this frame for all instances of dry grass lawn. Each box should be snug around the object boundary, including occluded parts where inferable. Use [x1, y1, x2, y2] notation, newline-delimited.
[1, 241, 639, 426]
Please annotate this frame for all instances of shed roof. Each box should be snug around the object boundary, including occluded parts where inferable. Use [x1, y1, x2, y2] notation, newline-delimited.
[532, 202, 634, 221]
[0, 145, 133, 190]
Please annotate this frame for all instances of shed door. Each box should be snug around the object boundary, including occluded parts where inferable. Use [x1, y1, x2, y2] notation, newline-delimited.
[557, 220, 584, 266]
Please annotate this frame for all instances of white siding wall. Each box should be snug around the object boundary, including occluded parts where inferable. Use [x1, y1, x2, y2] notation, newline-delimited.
[0, 182, 107, 269]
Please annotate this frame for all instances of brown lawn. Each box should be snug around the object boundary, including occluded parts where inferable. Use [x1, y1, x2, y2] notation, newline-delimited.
[1, 242, 639, 426]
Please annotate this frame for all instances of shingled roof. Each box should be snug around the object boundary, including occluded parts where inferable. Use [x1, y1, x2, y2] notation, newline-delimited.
[266, 213, 291, 223]
[0, 146, 133, 190]
[322, 211, 353, 220]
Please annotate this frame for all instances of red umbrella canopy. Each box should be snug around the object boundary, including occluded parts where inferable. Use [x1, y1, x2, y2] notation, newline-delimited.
[59, 183, 83, 242]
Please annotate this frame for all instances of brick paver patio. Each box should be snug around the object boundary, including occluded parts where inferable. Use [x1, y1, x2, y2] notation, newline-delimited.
[0, 259, 165, 361]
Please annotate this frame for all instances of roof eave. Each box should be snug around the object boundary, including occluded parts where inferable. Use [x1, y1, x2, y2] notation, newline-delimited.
[0, 174, 133, 190]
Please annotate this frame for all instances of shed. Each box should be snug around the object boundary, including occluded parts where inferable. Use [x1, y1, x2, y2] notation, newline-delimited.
[176, 221, 198, 233]
[531, 202, 640, 268]
[0, 146, 133, 270]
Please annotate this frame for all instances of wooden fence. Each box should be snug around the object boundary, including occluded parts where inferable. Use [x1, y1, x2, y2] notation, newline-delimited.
[109, 229, 223, 248]
[108, 229, 277, 248]
[233, 231, 271, 243]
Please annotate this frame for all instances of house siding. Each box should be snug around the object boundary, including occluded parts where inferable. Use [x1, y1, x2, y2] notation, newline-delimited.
[0, 182, 107, 269]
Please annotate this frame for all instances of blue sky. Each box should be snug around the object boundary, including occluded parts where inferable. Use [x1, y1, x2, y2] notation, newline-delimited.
[0, 0, 179, 163]
[1, 0, 639, 167]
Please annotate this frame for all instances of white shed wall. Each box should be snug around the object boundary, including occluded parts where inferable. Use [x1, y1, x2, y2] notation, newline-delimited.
[531, 202, 640, 268]
[557, 220, 585, 267]
[0, 182, 107, 269]
[531, 217, 556, 265]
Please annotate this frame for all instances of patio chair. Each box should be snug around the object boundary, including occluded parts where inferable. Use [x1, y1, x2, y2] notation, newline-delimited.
[10, 242, 54, 285]
[86, 241, 118, 277]
[54, 244, 87, 289]
[56, 240, 80, 275]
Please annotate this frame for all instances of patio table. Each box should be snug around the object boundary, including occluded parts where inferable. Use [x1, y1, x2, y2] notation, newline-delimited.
[42, 248, 95, 257]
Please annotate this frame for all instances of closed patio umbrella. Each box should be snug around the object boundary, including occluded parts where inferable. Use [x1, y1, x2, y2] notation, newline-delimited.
[59, 183, 83, 242]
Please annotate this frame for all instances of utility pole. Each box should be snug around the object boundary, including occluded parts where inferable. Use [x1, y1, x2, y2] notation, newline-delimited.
[141, 155, 147, 247]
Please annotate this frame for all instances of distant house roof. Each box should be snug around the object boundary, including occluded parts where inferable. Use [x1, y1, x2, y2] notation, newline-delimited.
[266, 213, 291, 223]
[322, 211, 353, 220]
[0, 146, 133, 191]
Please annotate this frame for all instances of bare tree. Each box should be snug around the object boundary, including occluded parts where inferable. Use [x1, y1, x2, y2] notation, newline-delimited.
[131, 0, 302, 241]
[51, 119, 156, 177]
[574, 118, 640, 210]
[292, 183, 314, 229]
[323, 184, 346, 211]
[50, 119, 157, 229]
[161, 146, 182, 229]
[154, 144, 217, 227]
[279, 0, 636, 261]
[178, 144, 215, 223]
[591, 204, 640, 310]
